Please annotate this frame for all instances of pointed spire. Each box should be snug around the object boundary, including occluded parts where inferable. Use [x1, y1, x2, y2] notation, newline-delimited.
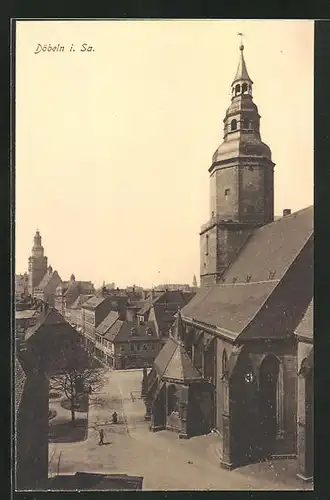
[232, 41, 253, 85]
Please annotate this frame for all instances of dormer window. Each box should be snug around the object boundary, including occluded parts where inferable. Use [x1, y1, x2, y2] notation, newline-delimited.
[146, 327, 153, 336]
[130, 327, 138, 336]
[231, 119, 237, 131]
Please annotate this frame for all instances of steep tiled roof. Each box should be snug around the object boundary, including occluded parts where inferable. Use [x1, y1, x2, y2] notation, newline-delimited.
[15, 359, 26, 413]
[182, 282, 275, 337]
[69, 294, 94, 310]
[222, 206, 313, 285]
[104, 320, 124, 342]
[182, 206, 313, 338]
[82, 296, 106, 310]
[64, 282, 95, 307]
[295, 299, 313, 341]
[114, 321, 158, 342]
[153, 337, 203, 382]
[37, 270, 61, 290]
[24, 308, 75, 341]
[96, 311, 119, 335]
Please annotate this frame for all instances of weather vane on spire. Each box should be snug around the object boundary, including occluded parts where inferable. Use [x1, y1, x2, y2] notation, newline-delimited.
[238, 32, 244, 50]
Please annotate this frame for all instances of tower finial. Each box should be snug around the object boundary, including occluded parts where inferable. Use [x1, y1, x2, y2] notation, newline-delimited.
[238, 32, 244, 51]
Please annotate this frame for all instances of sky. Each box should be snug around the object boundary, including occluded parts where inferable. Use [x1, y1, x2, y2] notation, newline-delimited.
[15, 19, 314, 289]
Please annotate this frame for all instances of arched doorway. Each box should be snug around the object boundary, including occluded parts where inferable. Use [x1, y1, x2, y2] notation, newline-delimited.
[258, 355, 280, 459]
[230, 354, 258, 466]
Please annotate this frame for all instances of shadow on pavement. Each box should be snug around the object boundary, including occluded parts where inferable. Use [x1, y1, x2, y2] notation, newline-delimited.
[49, 418, 88, 443]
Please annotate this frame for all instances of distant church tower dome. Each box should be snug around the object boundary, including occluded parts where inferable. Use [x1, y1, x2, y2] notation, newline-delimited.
[70, 273, 76, 282]
[48, 265, 53, 274]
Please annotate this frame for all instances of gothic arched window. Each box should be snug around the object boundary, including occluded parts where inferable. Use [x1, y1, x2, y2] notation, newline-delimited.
[235, 84, 240, 95]
[231, 119, 237, 131]
[243, 117, 250, 129]
[242, 83, 248, 93]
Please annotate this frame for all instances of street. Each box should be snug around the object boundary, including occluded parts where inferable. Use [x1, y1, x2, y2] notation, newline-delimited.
[48, 368, 312, 491]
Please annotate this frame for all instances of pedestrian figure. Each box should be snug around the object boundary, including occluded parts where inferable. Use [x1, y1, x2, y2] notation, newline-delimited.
[112, 411, 118, 424]
[98, 428, 104, 445]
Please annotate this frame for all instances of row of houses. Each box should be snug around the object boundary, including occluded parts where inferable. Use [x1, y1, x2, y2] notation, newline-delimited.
[60, 289, 195, 370]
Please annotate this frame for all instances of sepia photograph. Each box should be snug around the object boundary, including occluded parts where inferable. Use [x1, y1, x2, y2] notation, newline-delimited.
[13, 19, 313, 491]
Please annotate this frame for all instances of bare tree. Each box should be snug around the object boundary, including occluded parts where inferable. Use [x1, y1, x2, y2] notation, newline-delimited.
[49, 346, 106, 422]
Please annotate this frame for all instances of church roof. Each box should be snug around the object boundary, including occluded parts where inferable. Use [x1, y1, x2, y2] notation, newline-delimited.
[295, 298, 313, 342]
[183, 206, 313, 340]
[153, 337, 203, 383]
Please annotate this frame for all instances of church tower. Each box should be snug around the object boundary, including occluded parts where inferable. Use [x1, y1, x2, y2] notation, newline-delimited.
[200, 40, 275, 287]
[28, 230, 48, 294]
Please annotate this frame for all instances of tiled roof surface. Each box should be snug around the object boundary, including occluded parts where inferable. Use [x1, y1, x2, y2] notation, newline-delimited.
[104, 320, 124, 342]
[182, 206, 313, 336]
[82, 296, 106, 310]
[153, 337, 203, 382]
[113, 321, 158, 342]
[15, 359, 26, 413]
[69, 294, 94, 310]
[24, 308, 74, 341]
[182, 282, 275, 335]
[295, 299, 313, 340]
[96, 311, 119, 335]
[64, 282, 95, 306]
[37, 270, 61, 290]
[222, 206, 313, 285]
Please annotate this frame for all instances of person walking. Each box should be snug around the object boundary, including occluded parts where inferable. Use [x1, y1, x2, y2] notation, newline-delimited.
[98, 428, 104, 445]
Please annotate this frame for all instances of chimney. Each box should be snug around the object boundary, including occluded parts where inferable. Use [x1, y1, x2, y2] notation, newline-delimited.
[283, 209, 291, 217]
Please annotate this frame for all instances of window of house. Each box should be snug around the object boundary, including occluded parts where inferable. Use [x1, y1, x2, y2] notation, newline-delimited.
[224, 188, 230, 196]
[143, 344, 148, 350]
[136, 343, 140, 351]
[231, 119, 237, 131]
[130, 343, 135, 351]
[120, 345, 125, 352]
[205, 234, 209, 256]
